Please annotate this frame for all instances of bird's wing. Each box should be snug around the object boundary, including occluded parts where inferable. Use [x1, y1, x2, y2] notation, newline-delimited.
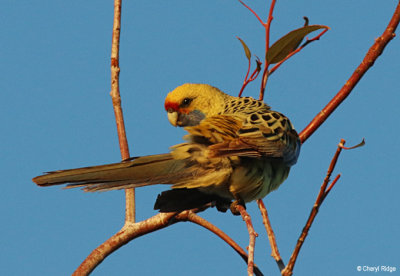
[183, 115, 242, 144]
[185, 112, 300, 166]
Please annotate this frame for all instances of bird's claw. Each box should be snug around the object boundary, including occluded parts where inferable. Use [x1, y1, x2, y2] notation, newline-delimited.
[230, 199, 246, 216]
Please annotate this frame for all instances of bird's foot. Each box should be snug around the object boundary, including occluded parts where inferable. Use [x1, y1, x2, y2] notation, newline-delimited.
[230, 199, 246, 216]
[211, 198, 232, 213]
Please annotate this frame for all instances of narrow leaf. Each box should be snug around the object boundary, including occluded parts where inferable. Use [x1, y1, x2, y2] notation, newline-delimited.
[267, 25, 328, 64]
[237, 36, 252, 60]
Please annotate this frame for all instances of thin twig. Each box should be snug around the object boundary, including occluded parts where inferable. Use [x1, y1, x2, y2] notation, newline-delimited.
[73, 1, 137, 274]
[109, 0, 135, 224]
[259, 0, 277, 100]
[314, 139, 345, 205]
[237, 0, 277, 101]
[73, 208, 265, 276]
[72, 208, 202, 275]
[257, 199, 285, 271]
[323, 174, 341, 201]
[281, 140, 345, 276]
[238, 0, 265, 26]
[239, 57, 252, 97]
[178, 211, 264, 276]
[265, 0, 276, 49]
[236, 205, 258, 276]
[299, 1, 400, 143]
[239, 59, 262, 97]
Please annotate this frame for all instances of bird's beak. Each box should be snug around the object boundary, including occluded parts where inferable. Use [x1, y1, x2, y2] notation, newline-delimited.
[167, 111, 179, 127]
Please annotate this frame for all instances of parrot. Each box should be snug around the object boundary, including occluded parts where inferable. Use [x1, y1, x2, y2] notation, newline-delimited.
[33, 83, 301, 213]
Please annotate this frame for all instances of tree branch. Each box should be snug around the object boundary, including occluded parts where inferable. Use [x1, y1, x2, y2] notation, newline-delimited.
[73, 207, 265, 276]
[109, 0, 135, 224]
[178, 211, 264, 276]
[236, 205, 258, 276]
[238, 0, 266, 27]
[281, 139, 346, 276]
[257, 199, 285, 271]
[73, 212, 180, 275]
[256, 3, 400, 275]
[299, 1, 400, 143]
[259, 0, 277, 100]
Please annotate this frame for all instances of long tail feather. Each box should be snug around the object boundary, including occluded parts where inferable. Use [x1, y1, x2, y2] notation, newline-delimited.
[33, 153, 188, 192]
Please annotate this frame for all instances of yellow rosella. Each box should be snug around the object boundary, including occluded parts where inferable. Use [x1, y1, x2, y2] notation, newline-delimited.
[33, 84, 301, 212]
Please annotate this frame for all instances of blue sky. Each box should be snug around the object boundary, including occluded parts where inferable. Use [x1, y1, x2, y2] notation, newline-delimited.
[1, 1, 399, 275]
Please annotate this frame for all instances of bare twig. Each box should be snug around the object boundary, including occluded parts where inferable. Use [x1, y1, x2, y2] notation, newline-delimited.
[314, 139, 345, 205]
[73, 207, 265, 276]
[73, 1, 137, 274]
[265, 0, 276, 50]
[237, 35, 252, 98]
[109, 0, 135, 224]
[177, 211, 264, 276]
[281, 139, 346, 276]
[239, 55, 252, 97]
[259, 0, 277, 99]
[257, 199, 285, 271]
[238, 0, 265, 26]
[238, 0, 277, 101]
[239, 59, 262, 97]
[323, 174, 341, 201]
[299, 1, 400, 143]
[236, 205, 258, 276]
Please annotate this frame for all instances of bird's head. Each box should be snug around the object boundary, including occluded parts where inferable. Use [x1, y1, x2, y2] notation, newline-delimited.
[164, 83, 229, 127]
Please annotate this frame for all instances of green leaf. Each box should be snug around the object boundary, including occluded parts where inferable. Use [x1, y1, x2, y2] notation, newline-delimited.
[237, 37, 251, 60]
[267, 25, 328, 64]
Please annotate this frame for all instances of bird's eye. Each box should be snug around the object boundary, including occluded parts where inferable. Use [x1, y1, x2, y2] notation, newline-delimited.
[181, 98, 193, 107]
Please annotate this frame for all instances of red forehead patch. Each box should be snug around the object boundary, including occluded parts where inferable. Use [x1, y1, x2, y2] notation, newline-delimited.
[164, 101, 179, 111]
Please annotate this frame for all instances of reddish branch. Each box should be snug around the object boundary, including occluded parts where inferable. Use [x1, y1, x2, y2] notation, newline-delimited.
[239, 0, 277, 100]
[258, 2, 400, 275]
[179, 211, 264, 276]
[257, 199, 285, 271]
[239, 58, 262, 97]
[239, 54, 252, 97]
[281, 140, 346, 276]
[236, 205, 258, 276]
[299, 1, 400, 143]
[238, 0, 328, 101]
[109, 0, 135, 223]
[110, 0, 128, 162]
[73, 0, 135, 274]
[73, 208, 264, 276]
[259, 0, 277, 97]
[73, 212, 178, 275]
